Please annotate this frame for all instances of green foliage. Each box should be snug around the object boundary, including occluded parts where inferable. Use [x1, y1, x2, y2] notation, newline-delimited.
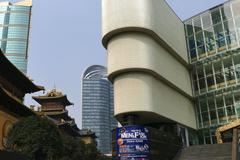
[97, 155, 113, 160]
[5, 116, 112, 160]
[6, 116, 63, 160]
[60, 135, 85, 160]
[84, 143, 100, 160]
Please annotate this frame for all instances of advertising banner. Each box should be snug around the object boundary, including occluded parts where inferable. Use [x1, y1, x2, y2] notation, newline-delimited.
[116, 125, 150, 160]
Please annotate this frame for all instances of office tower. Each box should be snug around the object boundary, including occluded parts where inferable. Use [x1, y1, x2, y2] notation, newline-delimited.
[0, 0, 32, 73]
[82, 65, 117, 154]
[102, 0, 240, 147]
[185, 0, 240, 144]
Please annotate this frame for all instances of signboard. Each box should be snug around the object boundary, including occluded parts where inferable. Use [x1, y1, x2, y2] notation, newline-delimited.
[116, 125, 150, 160]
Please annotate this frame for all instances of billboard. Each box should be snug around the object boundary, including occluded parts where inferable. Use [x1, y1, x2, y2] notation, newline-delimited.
[116, 125, 150, 160]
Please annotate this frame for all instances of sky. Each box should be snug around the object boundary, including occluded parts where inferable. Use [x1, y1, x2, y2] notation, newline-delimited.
[3, 0, 228, 128]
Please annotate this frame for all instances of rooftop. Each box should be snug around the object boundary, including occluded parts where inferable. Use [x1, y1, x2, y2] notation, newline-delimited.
[33, 89, 74, 106]
[0, 50, 44, 94]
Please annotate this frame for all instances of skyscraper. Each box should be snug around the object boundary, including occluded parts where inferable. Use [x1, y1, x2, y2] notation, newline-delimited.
[82, 65, 117, 154]
[0, 0, 32, 73]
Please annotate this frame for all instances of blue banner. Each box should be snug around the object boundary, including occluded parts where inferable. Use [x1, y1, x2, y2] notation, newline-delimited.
[116, 125, 150, 160]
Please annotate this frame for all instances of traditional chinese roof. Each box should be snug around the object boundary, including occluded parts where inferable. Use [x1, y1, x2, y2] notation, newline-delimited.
[32, 89, 73, 106]
[0, 51, 44, 93]
[79, 129, 97, 138]
[0, 85, 35, 117]
[58, 121, 80, 137]
[43, 110, 73, 121]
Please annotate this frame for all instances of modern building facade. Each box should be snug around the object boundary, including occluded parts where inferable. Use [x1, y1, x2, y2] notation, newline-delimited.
[185, 0, 240, 144]
[0, 0, 32, 73]
[102, 0, 196, 146]
[101, 0, 240, 147]
[82, 65, 117, 154]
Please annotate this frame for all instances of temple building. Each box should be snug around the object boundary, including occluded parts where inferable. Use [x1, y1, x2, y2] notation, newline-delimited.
[33, 89, 80, 137]
[79, 129, 97, 145]
[0, 50, 43, 149]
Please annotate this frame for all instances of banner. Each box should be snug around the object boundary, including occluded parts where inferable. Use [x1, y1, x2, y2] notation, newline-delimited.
[116, 125, 150, 160]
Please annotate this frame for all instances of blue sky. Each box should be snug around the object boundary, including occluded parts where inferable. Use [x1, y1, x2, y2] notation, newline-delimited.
[3, 0, 228, 128]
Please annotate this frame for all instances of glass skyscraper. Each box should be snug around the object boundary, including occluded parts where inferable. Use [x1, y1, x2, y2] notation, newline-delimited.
[0, 0, 32, 73]
[185, 0, 240, 144]
[82, 65, 117, 154]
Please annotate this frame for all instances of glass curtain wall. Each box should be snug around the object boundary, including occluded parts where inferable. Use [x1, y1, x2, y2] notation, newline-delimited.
[0, 5, 31, 73]
[185, 0, 240, 144]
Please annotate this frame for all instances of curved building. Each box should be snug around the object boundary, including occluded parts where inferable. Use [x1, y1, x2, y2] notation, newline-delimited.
[0, 0, 32, 73]
[102, 0, 196, 132]
[102, 0, 240, 148]
[82, 65, 117, 154]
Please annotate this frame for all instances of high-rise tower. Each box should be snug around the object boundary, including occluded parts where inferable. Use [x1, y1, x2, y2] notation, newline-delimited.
[0, 0, 32, 73]
[82, 65, 117, 154]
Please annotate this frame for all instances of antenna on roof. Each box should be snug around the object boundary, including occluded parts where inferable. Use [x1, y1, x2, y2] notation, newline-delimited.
[53, 82, 56, 90]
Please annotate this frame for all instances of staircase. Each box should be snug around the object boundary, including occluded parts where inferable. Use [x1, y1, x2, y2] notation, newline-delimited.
[174, 143, 232, 160]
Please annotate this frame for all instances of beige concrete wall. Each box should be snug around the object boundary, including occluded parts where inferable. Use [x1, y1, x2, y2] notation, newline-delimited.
[15, 0, 32, 6]
[102, 0, 196, 129]
[108, 33, 192, 97]
[114, 73, 196, 129]
[102, 0, 188, 63]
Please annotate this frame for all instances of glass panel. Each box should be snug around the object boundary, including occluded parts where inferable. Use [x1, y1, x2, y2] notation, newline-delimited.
[235, 17, 240, 40]
[218, 108, 227, 123]
[200, 98, 208, 112]
[194, 16, 202, 33]
[197, 65, 206, 93]
[224, 19, 235, 33]
[214, 23, 226, 51]
[234, 91, 240, 117]
[193, 80, 199, 93]
[223, 57, 236, 86]
[202, 112, 209, 127]
[188, 36, 195, 50]
[204, 27, 216, 55]
[202, 13, 212, 29]
[210, 110, 217, 125]
[186, 21, 194, 36]
[232, 0, 240, 17]
[216, 95, 224, 108]
[225, 93, 233, 107]
[211, 8, 221, 25]
[221, 5, 232, 21]
[196, 31, 204, 47]
[205, 64, 215, 90]
[234, 55, 240, 83]
[208, 97, 216, 110]
[214, 60, 225, 88]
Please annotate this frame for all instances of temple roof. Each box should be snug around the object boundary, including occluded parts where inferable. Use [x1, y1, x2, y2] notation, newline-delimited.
[0, 85, 35, 117]
[58, 121, 80, 137]
[44, 110, 73, 121]
[79, 129, 97, 138]
[32, 89, 73, 106]
[0, 50, 44, 93]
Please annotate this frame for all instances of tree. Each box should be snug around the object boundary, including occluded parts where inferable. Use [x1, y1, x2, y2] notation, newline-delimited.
[60, 134, 85, 160]
[5, 116, 112, 160]
[6, 116, 63, 160]
[84, 143, 100, 160]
